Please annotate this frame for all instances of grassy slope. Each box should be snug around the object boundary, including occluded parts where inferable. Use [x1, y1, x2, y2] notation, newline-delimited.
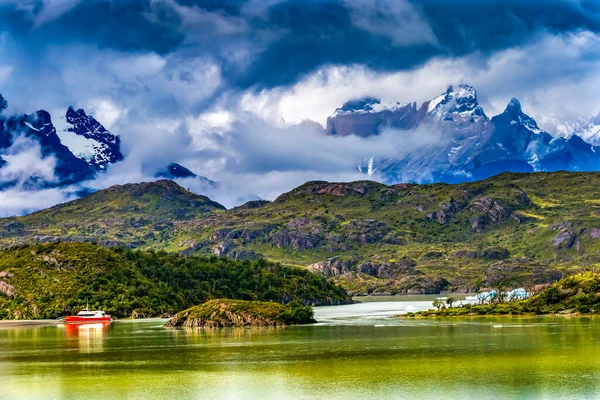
[174, 172, 600, 291]
[404, 272, 600, 317]
[3, 172, 600, 292]
[0, 242, 350, 320]
[0, 180, 226, 248]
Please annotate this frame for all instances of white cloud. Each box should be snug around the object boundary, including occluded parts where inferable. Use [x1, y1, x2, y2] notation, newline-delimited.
[33, 0, 83, 28]
[0, 137, 57, 184]
[86, 99, 126, 131]
[0, 187, 73, 218]
[343, 0, 438, 46]
[0, 65, 12, 83]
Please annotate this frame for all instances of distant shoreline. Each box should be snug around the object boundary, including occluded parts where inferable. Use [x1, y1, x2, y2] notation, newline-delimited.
[0, 320, 62, 329]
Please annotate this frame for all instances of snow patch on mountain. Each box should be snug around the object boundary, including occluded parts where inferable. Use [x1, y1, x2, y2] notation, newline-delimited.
[332, 97, 410, 117]
[426, 84, 487, 121]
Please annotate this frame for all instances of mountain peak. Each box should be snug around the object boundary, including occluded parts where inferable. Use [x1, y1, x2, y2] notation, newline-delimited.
[0, 93, 6, 113]
[155, 163, 197, 179]
[505, 98, 522, 114]
[55, 107, 123, 171]
[426, 84, 487, 120]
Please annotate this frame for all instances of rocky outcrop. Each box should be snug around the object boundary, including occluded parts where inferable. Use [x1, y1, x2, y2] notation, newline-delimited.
[549, 222, 577, 249]
[343, 219, 391, 244]
[211, 225, 278, 243]
[307, 258, 352, 277]
[468, 191, 529, 232]
[213, 241, 233, 256]
[589, 228, 600, 239]
[0, 280, 16, 297]
[270, 230, 322, 250]
[356, 258, 417, 279]
[452, 247, 509, 260]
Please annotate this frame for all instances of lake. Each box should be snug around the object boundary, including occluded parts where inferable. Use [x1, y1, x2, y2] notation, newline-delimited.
[1, 295, 599, 399]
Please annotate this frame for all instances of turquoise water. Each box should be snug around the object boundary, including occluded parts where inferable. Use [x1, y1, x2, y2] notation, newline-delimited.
[1, 295, 599, 399]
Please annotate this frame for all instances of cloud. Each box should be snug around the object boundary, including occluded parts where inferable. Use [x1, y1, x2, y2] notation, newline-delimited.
[0, 186, 73, 217]
[0, 136, 57, 185]
[1, 0, 600, 216]
[343, 0, 437, 46]
[239, 31, 600, 125]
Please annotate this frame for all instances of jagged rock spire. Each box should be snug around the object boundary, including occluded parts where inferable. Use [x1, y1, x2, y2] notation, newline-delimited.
[505, 98, 522, 114]
[0, 93, 7, 113]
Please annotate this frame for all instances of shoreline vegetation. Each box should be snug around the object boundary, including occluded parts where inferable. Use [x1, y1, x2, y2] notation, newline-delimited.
[398, 272, 600, 318]
[164, 299, 316, 328]
[0, 242, 351, 320]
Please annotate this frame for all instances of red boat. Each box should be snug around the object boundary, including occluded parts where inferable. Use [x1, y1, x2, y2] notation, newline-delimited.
[65, 309, 112, 324]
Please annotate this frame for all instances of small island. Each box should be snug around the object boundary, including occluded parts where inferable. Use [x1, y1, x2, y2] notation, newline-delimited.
[164, 299, 316, 328]
[399, 272, 600, 318]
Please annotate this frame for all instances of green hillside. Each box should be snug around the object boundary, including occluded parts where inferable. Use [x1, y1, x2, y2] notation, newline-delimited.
[0, 242, 351, 320]
[3, 172, 600, 293]
[0, 180, 226, 248]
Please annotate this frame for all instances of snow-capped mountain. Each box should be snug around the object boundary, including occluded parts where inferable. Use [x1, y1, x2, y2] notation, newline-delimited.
[54, 107, 123, 171]
[0, 93, 124, 188]
[541, 113, 600, 146]
[330, 85, 600, 184]
[425, 85, 487, 122]
[576, 114, 600, 145]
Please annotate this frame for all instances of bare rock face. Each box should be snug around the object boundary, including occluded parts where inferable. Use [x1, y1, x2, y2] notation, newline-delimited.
[589, 228, 600, 239]
[343, 219, 391, 244]
[270, 230, 322, 250]
[469, 195, 525, 232]
[452, 247, 509, 260]
[356, 258, 418, 279]
[2, 221, 23, 233]
[0, 280, 16, 297]
[326, 100, 425, 137]
[211, 225, 277, 243]
[287, 217, 322, 234]
[549, 221, 576, 249]
[213, 241, 233, 256]
[551, 231, 576, 248]
[307, 258, 352, 277]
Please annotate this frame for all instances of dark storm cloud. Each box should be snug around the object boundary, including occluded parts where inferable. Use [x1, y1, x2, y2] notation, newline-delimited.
[0, 0, 184, 54]
[1, 0, 599, 91]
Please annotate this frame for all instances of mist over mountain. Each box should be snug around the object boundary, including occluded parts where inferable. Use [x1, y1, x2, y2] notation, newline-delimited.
[1, 82, 600, 216]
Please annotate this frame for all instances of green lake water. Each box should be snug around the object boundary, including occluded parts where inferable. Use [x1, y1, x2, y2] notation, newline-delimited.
[1, 295, 599, 399]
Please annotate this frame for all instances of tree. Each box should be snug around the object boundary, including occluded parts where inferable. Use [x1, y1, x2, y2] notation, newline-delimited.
[432, 298, 443, 311]
[446, 296, 455, 308]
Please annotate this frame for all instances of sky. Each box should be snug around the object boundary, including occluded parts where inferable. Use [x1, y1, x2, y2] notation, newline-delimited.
[1, 0, 600, 214]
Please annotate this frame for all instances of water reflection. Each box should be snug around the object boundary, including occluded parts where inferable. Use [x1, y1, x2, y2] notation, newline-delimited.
[1, 304, 599, 399]
[64, 322, 110, 352]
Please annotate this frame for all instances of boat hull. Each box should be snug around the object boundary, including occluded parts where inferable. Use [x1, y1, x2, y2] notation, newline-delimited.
[65, 316, 112, 324]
